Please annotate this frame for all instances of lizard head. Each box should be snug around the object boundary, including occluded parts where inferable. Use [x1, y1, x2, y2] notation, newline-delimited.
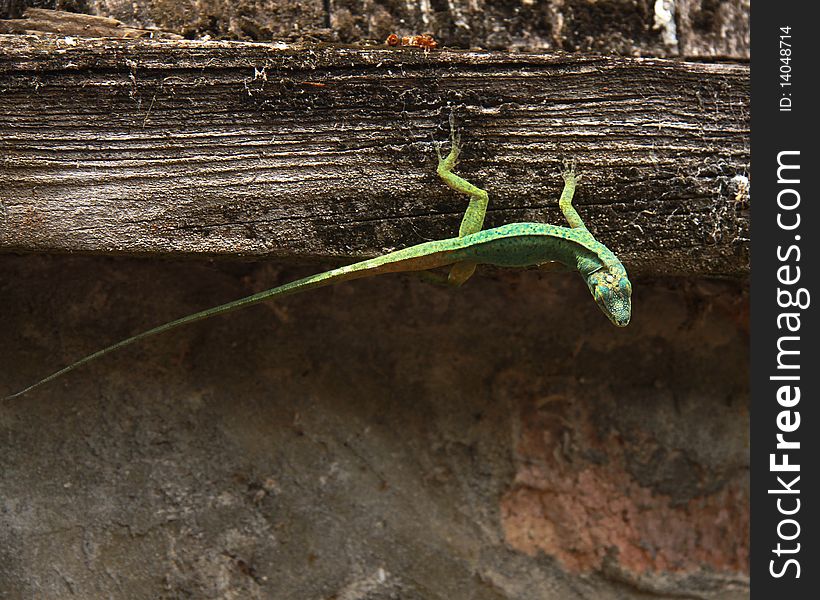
[586, 265, 632, 327]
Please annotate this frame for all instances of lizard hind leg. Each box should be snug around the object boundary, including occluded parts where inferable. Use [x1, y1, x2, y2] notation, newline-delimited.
[435, 113, 489, 287]
[435, 114, 490, 238]
[447, 261, 477, 286]
[559, 159, 586, 229]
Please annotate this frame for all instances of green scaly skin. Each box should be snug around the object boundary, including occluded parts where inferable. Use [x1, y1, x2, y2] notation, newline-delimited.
[4, 122, 631, 400]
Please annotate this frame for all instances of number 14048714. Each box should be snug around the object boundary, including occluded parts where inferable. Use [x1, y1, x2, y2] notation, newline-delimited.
[779, 26, 792, 112]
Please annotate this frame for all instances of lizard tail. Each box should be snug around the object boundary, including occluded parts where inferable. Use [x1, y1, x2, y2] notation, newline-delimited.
[2, 254, 408, 401]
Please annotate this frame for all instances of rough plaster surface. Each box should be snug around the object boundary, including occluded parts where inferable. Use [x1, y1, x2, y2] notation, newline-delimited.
[0, 255, 748, 598]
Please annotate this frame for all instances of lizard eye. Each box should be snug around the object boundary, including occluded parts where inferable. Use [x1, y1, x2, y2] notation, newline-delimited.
[605, 274, 615, 283]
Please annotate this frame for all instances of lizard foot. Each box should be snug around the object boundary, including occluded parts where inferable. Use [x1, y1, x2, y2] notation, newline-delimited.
[437, 110, 461, 171]
[561, 159, 583, 186]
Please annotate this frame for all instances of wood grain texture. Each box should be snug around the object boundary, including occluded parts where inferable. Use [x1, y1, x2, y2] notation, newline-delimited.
[4, 1, 750, 58]
[0, 35, 749, 276]
[0, 7, 182, 38]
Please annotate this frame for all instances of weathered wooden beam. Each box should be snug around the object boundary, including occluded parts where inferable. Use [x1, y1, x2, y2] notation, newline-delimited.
[0, 7, 182, 38]
[0, 35, 749, 276]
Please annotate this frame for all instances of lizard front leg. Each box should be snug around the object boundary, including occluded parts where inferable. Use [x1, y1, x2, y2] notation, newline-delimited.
[559, 160, 587, 229]
[435, 113, 488, 285]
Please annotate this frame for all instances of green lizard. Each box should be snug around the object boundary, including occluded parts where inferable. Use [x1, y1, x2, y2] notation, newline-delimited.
[4, 120, 631, 400]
